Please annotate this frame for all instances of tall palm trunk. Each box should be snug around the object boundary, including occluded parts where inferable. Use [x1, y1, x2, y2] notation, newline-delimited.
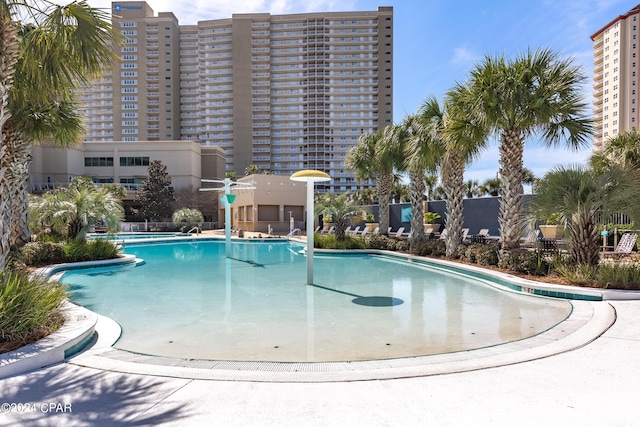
[408, 168, 425, 245]
[0, 124, 17, 250]
[442, 149, 465, 258]
[0, 151, 7, 269]
[498, 129, 525, 250]
[0, 12, 19, 269]
[377, 172, 393, 235]
[570, 213, 601, 266]
[4, 121, 31, 245]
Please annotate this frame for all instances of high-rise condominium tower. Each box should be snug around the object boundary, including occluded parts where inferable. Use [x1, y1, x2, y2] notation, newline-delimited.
[82, 1, 393, 193]
[591, 3, 640, 151]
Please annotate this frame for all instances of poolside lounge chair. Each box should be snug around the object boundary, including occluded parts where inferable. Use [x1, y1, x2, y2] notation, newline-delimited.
[478, 228, 490, 237]
[314, 225, 321, 233]
[360, 228, 369, 237]
[521, 229, 540, 247]
[602, 233, 638, 257]
[372, 226, 380, 235]
[439, 228, 448, 240]
[461, 228, 469, 242]
[349, 226, 361, 236]
[393, 227, 405, 238]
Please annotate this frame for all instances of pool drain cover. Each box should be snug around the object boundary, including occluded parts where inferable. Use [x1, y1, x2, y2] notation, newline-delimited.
[351, 296, 404, 307]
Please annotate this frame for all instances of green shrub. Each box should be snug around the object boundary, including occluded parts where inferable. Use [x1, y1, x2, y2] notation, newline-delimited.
[63, 239, 119, 263]
[498, 249, 550, 276]
[458, 243, 498, 265]
[0, 272, 67, 346]
[554, 263, 598, 286]
[19, 239, 119, 266]
[395, 239, 410, 252]
[314, 234, 366, 250]
[409, 240, 433, 256]
[365, 235, 393, 250]
[556, 261, 640, 290]
[19, 242, 66, 266]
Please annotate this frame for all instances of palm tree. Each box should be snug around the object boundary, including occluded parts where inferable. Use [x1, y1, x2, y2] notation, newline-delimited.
[464, 179, 480, 198]
[464, 48, 593, 250]
[424, 173, 439, 201]
[315, 193, 360, 241]
[531, 165, 640, 266]
[404, 100, 446, 245]
[30, 177, 124, 241]
[0, 1, 117, 266]
[390, 183, 409, 204]
[591, 130, 640, 172]
[480, 177, 501, 197]
[442, 84, 488, 257]
[0, 2, 20, 270]
[345, 128, 402, 235]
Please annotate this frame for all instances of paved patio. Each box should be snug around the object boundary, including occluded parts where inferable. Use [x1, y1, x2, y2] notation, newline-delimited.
[1, 300, 638, 426]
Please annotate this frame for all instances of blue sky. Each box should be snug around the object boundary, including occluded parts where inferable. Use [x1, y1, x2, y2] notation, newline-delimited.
[89, 0, 632, 183]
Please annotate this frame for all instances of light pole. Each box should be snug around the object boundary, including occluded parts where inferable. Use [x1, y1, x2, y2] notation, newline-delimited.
[290, 169, 331, 285]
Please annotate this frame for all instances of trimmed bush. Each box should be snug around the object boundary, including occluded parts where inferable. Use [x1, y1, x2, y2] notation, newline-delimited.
[498, 249, 550, 276]
[364, 235, 393, 250]
[315, 234, 366, 250]
[395, 239, 410, 252]
[19, 242, 66, 266]
[19, 239, 119, 267]
[63, 240, 120, 263]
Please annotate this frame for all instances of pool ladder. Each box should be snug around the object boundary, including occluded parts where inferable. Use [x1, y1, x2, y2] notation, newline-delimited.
[287, 228, 302, 239]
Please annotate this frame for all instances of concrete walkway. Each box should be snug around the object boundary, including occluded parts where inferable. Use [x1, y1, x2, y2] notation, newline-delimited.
[1, 300, 638, 426]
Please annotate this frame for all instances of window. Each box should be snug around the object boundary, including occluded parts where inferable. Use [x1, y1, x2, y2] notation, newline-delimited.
[119, 156, 149, 166]
[84, 157, 113, 167]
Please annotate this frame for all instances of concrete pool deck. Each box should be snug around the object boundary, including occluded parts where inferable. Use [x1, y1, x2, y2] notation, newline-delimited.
[0, 300, 638, 425]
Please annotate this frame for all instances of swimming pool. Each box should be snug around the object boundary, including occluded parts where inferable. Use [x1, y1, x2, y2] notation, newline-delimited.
[62, 240, 572, 362]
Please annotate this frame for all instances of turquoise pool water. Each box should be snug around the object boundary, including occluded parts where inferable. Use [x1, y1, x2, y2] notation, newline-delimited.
[62, 240, 572, 362]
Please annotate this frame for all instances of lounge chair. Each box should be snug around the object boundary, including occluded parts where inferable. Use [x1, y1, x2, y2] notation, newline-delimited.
[360, 228, 369, 237]
[314, 225, 321, 233]
[344, 226, 352, 235]
[521, 229, 540, 247]
[424, 227, 434, 239]
[438, 228, 448, 240]
[602, 233, 638, 257]
[349, 226, 360, 236]
[372, 226, 380, 235]
[478, 228, 490, 237]
[461, 228, 470, 242]
[393, 227, 405, 238]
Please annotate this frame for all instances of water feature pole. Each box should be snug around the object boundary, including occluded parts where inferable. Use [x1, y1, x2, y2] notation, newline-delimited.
[290, 170, 331, 285]
[200, 178, 255, 258]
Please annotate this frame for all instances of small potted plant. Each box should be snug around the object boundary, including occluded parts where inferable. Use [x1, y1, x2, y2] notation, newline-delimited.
[322, 214, 334, 231]
[424, 211, 442, 233]
[364, 213, 379, 232]
[539, 212, 565, 239]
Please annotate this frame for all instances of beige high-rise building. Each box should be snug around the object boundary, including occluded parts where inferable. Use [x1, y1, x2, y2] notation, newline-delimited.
[82, 1, 393, 193]
[591, 4, 640, 151]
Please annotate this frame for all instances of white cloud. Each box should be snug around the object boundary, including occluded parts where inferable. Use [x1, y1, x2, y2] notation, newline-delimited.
[450, 46, 482, 67]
